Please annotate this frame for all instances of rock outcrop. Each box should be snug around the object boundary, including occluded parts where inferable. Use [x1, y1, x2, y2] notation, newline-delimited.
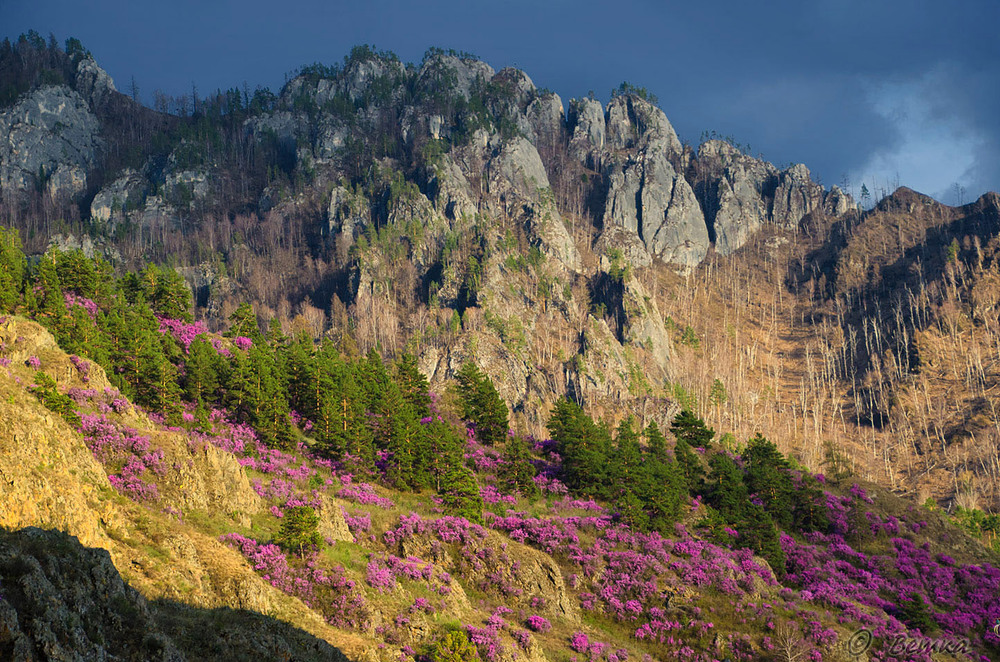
[0, 86, 101, 201]
[601, 150, 708, 270]
[772, 163, 825, 229]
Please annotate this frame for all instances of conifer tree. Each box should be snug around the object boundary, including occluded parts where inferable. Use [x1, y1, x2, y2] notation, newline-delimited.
[741, 433, 795, 528]
[706, 453, 749, 520]
[274, 505, 322, 556]
[673, 437, 705, 495]
[500, 434, 538, 496]
[641, 454, 687, 531]
[422, 417, 463, 492]
[547, 398, 611, 498]
[612, 418, 649, 529]
[643, 421, 668, 461]
[670, 409, 715, 450]
[54, 250, 100, 299]
[455, 361, 508, 445]
[33, 251, 67, 320]
[395, 352, 431, 418]
[439, 464, 483, 524]
[183, 337, 221, 402]
[0, 227, 24, 313]
[226, 302, 261, 342]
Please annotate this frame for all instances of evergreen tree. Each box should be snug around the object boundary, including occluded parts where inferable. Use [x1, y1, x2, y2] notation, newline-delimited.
[226, 302, 261, 342]
[0, 227, 24, 313]
[395, 352, 431, 418]
[547, 398, 611, 498]
[738, 502, 786, 576]
[377, 382, 424, 488]
[222, 341, 293, 448]
[315, 356, 373, 469]
[274, 505, 322, 556]
[644, 421, 668, 461]
[282, 333, 320, 422]
[612, 418, 648, 529]
[439, 464, 483, 524]
[640, 454, 687, 531]
[741, 433, 795, 528]
[182, 337, 221, 402]
[455, 361, 508, 445]
[673, 437, 705, 495]
[670, 409, 715, 450]
[33, 251, 67, 320]
[421, 416, 464, 492]
[54, 250, 100, 299]
[148, 264, 192, 321]
[500, 434, 538, 496]
[706, 453, 748, 520]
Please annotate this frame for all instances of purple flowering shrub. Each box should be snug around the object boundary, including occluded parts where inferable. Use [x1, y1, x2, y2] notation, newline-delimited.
[365, 552, 452, 595]
[337, 478, 395, 509]
[78, 413, 165, 501]
[64, 292, 99, 319]
[781, 528, 1000, 656]
[525, 614, 551, 632]
[157, 317, 209, 353]
[220, 533, 369, 629]
[68, 354, 90, 382]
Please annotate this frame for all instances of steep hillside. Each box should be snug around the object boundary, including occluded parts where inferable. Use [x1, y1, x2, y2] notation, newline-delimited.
[1, 310, 1000, 661]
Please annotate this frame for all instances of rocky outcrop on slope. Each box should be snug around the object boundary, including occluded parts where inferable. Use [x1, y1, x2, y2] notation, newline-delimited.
[690, 140, 856, 255]
[0, 527, 351, 662]
[0, 85, 101, 201]
[0, 527, 183, 662]
[601, 150, 708, 269]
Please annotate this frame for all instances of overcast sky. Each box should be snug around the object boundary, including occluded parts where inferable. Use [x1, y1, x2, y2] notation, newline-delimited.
[3, 0, 997, 204]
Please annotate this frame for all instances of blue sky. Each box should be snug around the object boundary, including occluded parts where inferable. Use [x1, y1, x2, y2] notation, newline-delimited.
[3, 0, 998, 204]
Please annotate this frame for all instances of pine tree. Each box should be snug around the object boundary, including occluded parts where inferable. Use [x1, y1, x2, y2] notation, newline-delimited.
[455, 361, 508, 445]
[547, 398, 612, 498]
[439, 464, 483, 524]
[148, 265, 192, 321]
[670, 409, 715, 450]
[182, 337, 221, 402]
[640, 454, 687, 531]
[274, 505, 322, 556]
[421, 417, 464, 492]
[395, 352, 431, 418]
[673, 437, 705, 496]
[706, 453, 748, 520]
[612, 418, 648, 529]
[500, 434, 538, 496]
[226, 302, 261, 342]
[644, 421, 668, 461]
[33, 251, 67, 320]
[0, 227, 24, 313]
[742, 433, 795, 528]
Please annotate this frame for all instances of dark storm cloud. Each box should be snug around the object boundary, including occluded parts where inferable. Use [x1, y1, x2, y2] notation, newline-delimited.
[3, 0, 997, 201]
